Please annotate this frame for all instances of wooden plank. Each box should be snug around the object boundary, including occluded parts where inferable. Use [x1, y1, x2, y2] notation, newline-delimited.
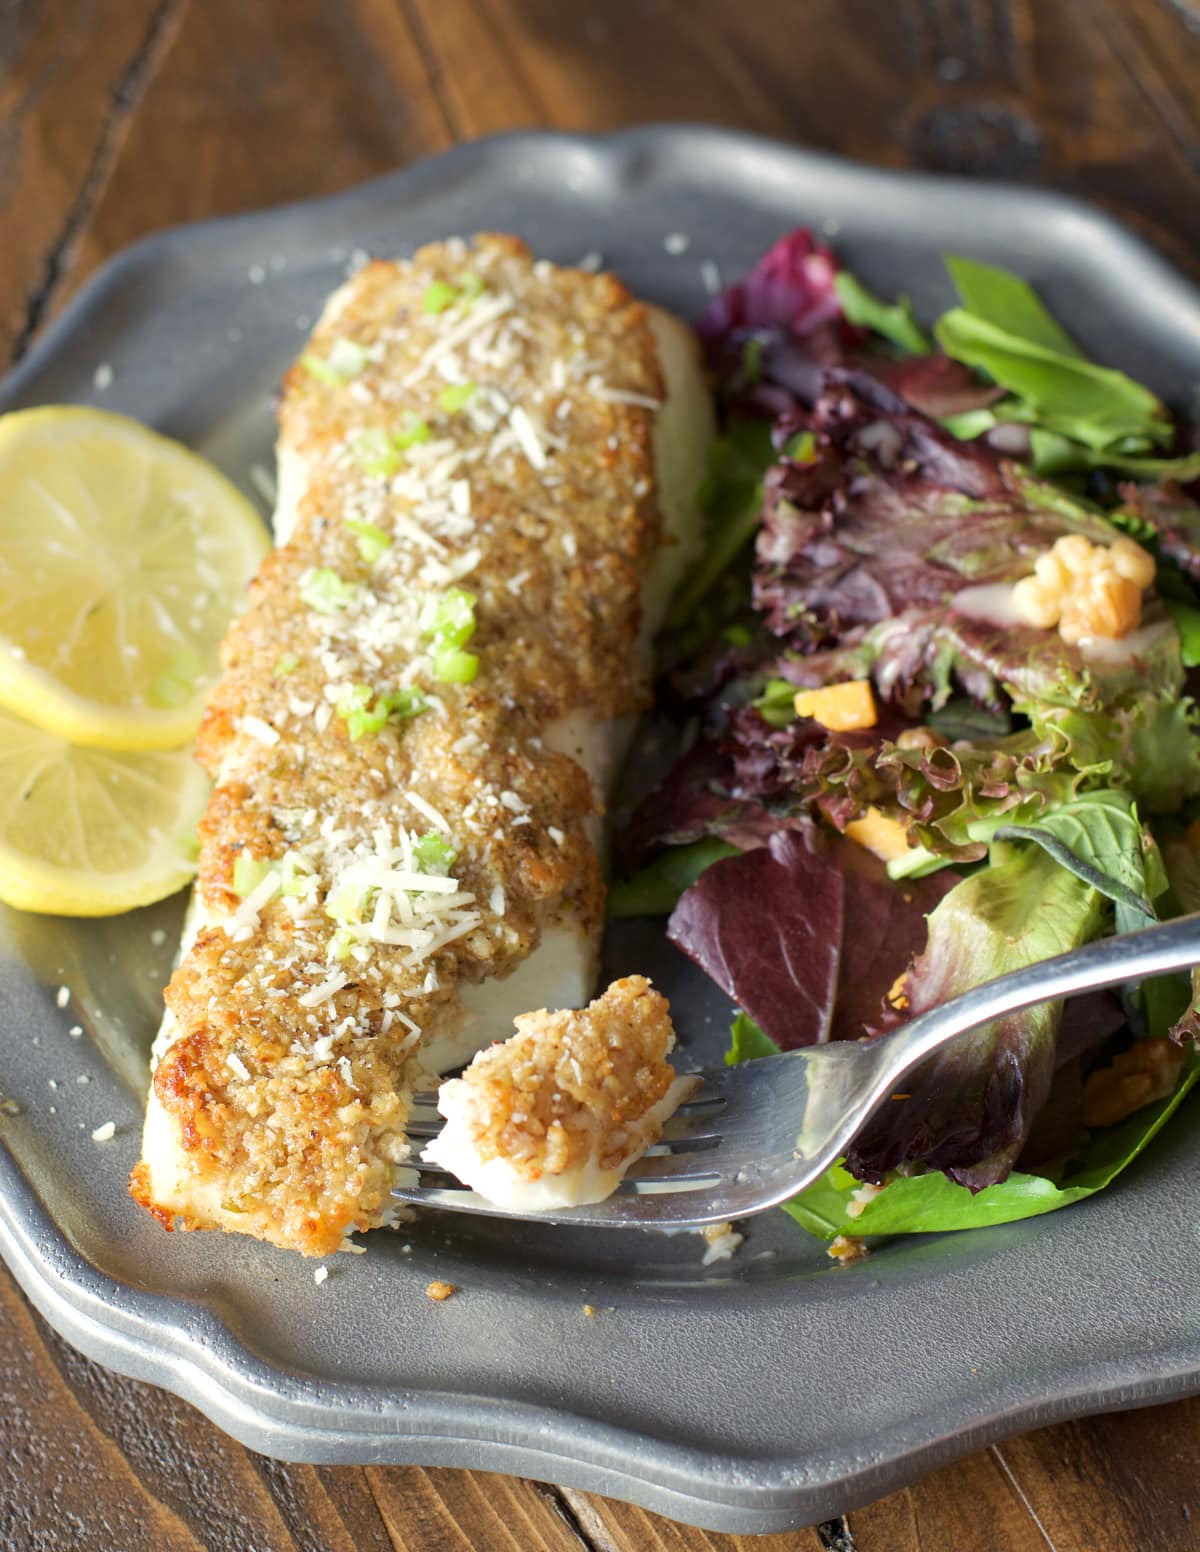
[1, 1262, 590, 1552]
[567, 1463, 1038, 1552]
[46, 0, 454, 327]
[411, 0, 1200, 271]
[993, 1404, 1200, 1550]
[0, 1265, 206, 1552]
[1086, 0, 1200, 155]
[844, 1449, 1058, 1551]
[566, 1402, 1200, 1551]
[365, 1468, 593, 1551]
[561, 1487, 831, 1551]
[0, 0, 176, 367]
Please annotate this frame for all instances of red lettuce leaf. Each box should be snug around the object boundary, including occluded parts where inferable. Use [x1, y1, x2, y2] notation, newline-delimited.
[698, 228, 846, 340]
[865, 354, 1006, 421]
[666, 828, 957, 1049]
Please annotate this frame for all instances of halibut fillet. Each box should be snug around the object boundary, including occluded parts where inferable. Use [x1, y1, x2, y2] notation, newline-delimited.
[131, 235, 712, 1255]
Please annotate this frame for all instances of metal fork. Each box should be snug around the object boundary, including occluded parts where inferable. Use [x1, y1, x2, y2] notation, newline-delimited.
[393, 912, 1200, 1229]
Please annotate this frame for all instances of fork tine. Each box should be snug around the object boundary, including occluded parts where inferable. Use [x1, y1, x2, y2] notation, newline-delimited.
[407, 1077, 729, 1112]
[403, 1103, 726, 1146]
[393, 1059, 769, 1227]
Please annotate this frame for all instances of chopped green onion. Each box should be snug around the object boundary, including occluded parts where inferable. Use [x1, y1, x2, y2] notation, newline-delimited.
[420, 587, 480, 682]
[349, 427, 399, 478]
[232, 855, 274, 898]
[304, 337, 368, 384]
[783, 431, 818, 464]
[394, 413, 431, 450]
[381, 686, 428, 721]
[325, 884, 363, 925]
[327, 927, 357, 961]
[459, 271, 485, 300]
[336, 683, 387, 741]
[421, 587, 477, 647]
[345, 516, 392, 564]
[438, 381, 476, 414]
[412, 832, 457, 875]
[299, 567, 360, 614]
[177, 828, 201, 863]
[336, 682, 427, 740]
[754, 677, 800, 728]
[422, 280, 458, 314]
[274, 652, 300, 677]
[279, 851, 315, 898]
[433, 646, 479, 684]
[302, 354, 343, 386]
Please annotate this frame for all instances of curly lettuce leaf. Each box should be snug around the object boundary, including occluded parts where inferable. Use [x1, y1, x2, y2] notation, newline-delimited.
[1026, 691, 1200, 814]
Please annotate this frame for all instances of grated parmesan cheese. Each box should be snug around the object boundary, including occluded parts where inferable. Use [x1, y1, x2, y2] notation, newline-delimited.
[406, 792, 451, 833]
[240, 715, 280, 747]
[299, 971, 349, 1008]
[509, 406, 547, 470]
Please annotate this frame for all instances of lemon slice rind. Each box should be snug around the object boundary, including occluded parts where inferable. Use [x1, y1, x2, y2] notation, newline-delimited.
[0, 706, 209, 917]
[0, 406, 269, 751]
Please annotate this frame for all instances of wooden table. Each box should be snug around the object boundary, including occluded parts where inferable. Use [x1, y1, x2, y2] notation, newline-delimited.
[4, 1, 1200, 1547]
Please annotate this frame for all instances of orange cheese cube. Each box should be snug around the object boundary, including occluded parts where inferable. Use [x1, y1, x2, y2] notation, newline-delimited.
[792, 680, 877, 732]
[845, 806, 912, 863]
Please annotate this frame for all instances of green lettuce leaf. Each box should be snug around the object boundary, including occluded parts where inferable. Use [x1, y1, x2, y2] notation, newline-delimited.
[994, 789, 1161, 931]
[832, 272, 933, 356]
[607, 837, 740, 918]
[724, 1010, 778, 1065]
[935, 309, 1172, 452]
[728, 998, 1200, 1240]
[667, 419, 774, 627]
[945, 256, 1086, 358]
[783, 1050, 1199, 1235]
[1027, 430, 1200, 482]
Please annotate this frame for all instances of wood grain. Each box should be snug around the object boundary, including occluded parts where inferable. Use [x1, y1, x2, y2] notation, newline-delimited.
[3, 0, 1200, 1548]
[0, 0, 179, 364]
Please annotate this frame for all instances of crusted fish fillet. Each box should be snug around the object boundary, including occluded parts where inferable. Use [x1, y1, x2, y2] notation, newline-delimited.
[131, 235, 712, 1256]
[424, 976, 696, 1211]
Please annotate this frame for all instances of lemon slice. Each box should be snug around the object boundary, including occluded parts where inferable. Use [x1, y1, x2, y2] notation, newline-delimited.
[0, 705, 209, 915]
[0, 406, 269, 750]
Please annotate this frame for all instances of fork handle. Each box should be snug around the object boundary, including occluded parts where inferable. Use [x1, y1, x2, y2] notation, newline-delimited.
[874, 909, 1200, 1097]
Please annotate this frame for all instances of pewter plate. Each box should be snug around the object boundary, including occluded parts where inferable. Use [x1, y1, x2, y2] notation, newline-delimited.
[2, 127, 1199, 1535]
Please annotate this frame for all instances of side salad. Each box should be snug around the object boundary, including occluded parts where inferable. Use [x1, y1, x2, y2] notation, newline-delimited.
[615, 230, 1200, 1254]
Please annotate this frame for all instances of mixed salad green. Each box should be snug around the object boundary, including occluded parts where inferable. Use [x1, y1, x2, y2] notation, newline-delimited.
[616, 230, 1200, 1248]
